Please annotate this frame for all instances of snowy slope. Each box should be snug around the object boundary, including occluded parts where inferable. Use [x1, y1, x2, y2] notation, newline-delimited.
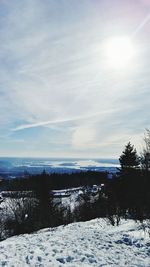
[0, 219, 149, 267]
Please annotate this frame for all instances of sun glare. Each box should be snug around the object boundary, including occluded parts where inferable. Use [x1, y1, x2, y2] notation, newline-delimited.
[105, 36, 135, 69]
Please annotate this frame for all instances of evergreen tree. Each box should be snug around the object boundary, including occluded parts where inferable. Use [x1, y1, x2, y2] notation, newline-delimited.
[119, 142, 140, 169]
[115, 142, 142, 221]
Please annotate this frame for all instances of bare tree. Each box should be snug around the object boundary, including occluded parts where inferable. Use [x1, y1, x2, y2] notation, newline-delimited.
[141, 129, 150, 171]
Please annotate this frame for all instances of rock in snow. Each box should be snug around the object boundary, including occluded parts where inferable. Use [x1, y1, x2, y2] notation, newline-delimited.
[0, 219, 149, 266]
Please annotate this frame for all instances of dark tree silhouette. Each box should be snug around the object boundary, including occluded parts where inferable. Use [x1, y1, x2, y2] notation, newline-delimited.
[115, 141, 149, 222]
[119, 142, 140, 169]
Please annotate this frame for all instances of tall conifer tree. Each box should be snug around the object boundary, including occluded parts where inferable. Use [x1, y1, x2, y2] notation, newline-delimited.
[119, 142, 140, 169]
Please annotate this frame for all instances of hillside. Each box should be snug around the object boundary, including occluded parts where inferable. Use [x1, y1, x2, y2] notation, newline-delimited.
[0, 219, 149, 267]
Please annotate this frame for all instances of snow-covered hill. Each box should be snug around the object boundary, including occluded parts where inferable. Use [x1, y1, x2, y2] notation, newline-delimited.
[0, 219, 149, 267]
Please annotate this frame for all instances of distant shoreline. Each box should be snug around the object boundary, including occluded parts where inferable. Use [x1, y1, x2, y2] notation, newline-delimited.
[0, 157, 119, 179]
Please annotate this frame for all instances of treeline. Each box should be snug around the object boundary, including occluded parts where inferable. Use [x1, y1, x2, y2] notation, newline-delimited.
[0, 170, 108, 240]
[72, 133, 150, 226]
[1, 170, 107, 192]
[108, 138, 150, 222]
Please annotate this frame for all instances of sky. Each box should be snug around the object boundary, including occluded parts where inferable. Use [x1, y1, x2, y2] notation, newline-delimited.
[0, 0, 150, 158]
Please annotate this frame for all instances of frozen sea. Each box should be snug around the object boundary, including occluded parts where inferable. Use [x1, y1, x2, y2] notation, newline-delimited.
[0, 157, 119, 179]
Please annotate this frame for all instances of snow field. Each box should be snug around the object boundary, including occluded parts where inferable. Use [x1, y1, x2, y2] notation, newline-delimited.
[0, 218, 150, 267]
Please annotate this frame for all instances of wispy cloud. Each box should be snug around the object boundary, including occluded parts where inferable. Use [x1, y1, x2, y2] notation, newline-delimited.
[12, 109, 116, 131]
[0, 0, 149, 157]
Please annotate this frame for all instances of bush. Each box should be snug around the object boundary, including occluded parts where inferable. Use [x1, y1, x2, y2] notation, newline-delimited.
[2, 197, 39, 238]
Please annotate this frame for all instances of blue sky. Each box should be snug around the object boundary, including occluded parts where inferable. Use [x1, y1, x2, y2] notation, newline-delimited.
[0, 0, 150, 158]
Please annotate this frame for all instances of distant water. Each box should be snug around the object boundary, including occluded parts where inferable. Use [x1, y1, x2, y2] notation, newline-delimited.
[0, 157, 119, 179]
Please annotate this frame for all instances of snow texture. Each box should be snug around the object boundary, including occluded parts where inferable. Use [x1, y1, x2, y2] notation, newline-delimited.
[0, 219, 149, 267]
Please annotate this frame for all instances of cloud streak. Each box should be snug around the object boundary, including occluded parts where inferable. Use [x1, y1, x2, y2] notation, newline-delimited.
[133, 13, 150, 36]
[12, 109, 116, 131]
[0, 0, 150, 157]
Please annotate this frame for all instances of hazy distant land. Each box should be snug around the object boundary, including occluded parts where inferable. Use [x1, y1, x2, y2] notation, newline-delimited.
[0, 157, 119, 179]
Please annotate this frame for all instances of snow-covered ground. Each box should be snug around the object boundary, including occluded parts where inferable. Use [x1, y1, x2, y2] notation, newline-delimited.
[0, 219, 149, 267]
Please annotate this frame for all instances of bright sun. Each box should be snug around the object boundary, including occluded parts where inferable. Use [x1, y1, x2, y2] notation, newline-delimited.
[105, 36, 135, 69]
